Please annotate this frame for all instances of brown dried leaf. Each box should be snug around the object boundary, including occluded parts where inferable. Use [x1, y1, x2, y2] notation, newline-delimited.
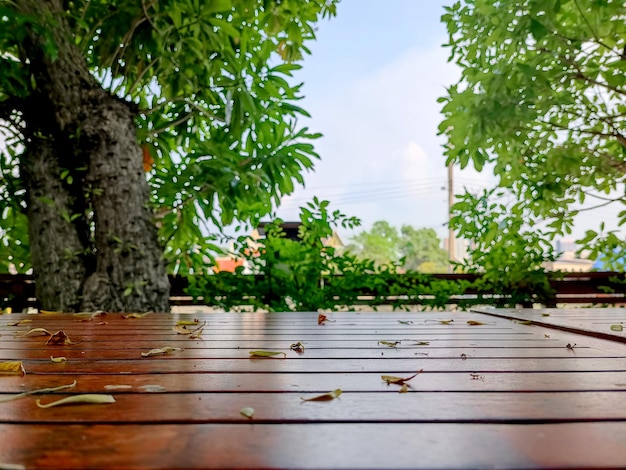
[439, 319, 454, 325]
[46, 330, 76, 346]
[141, 346, 184, 357]
[378, 340, 400, 348]
[6, 319, 32, 327]
[466, 320, 485, 326]
[249, 350, 286, 359]
[188, 328, 203, 339]
[381, 370, 423, 385]
[36, 394, 116, 408]
[301, 389, 342, 402]
[413, 341, 430, 345]
[318, 314, 328, 325]
[290, 341, 305, 352]
[0, 361, 25, 376]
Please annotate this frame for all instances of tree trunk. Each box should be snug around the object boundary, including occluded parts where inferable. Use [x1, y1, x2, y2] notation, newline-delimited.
[17, 0, 170, 312]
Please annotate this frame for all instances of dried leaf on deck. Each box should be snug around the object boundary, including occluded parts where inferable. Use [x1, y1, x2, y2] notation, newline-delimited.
[240, 407, 255, 419]
[413, 341, 430, 345]
[318, 314, 328, 325]
[466, 320, 485, 326]
[0, 380, 76, 404]
[36, 394, 116, 408]
[122, 313, 151, 319]
[381, 370, 423, 385]
[50, 356, 67, 363]
[398, 320, 413, 325]
[301, 389, 342, 402]
[15, 328, 52, 338]
[378, 340, 400, 348]
[611, 324, 623, 332]
[249, 350, 286, 359]
[141, 347, 184, 357]
[290, 341, 305, 352]
[439, 319, 454, 325]
[0, 361, 25, 376]
[176, 319, 200, 326]
[73, 311, 107, 322]
[46, 330, 76, 346]
[188, 328, 203, 339]
[398, 384, 409, 393]
[6, 319, 32, 327]
[515, 320, 533, 325]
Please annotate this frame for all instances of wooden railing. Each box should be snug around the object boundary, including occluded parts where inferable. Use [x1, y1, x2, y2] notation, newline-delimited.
[2, 272, 626, 311]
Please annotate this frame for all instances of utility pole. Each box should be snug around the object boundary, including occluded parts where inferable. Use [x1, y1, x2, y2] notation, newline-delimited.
[448, 161, 455, 273]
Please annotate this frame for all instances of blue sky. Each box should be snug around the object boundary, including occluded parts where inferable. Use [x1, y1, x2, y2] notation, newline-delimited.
[273, 0, 622, 245]
[274, 0, 487, 241]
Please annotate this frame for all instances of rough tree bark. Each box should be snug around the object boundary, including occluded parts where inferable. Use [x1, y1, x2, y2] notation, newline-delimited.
[17, 0, 170, 312]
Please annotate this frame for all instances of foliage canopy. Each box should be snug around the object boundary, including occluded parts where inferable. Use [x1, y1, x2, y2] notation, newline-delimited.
[440, 0, 626, 269]
[0, 0, 337, 275]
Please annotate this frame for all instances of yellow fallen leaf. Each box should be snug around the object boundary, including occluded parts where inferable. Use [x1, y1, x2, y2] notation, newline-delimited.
[240, 407, 255, 419]
[0, 361, 25, 376]
[46, 330, 76, 346]
[174, 321, 206, 336]
[6, 319, 32, 327]
[399, 384, 409, 393]
[439, 319, 454, 325]
[466, 320, 485, 326]
[611, 324, 623, 332]
[50, 356, 67, 363]
[0, 380, 76, 404]
[141, 347, 184, 357]
[121, 313, 151, 319]
[378, 340, 400, 348]
[173, 325, 191, 334]
[36, 394, 116, 408]
[176, 319, 200, 326]
[73, 311, 107, 322]
[1, 307, 11, 314]
[39, 310, 59, 314]
[381, 370, 423, 385]
[301, 389, 342, 402]
[15, 328, 52, 338]
[249, 350, 286, 359]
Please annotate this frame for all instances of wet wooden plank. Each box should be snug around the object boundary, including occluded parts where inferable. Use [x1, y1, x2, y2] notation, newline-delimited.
[3, 390, 626, 424]
[1, 310, 626, 469]
[3, 422, 626, 469]
[4, 370, 626, 394]
[473, 307, 626, 342]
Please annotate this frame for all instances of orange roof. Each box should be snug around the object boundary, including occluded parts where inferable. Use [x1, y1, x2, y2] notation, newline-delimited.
[214, 258, 244, 273]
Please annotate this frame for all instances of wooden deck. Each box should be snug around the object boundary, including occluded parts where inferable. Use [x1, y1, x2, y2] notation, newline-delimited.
[2, 309, 626, 469]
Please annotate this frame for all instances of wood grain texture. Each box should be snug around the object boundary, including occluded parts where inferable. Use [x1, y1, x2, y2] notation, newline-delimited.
[1, 310, 626, 468]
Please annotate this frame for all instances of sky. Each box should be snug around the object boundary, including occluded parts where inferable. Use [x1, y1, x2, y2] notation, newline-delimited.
[271, 0, 624, 246]
[273, 0, 490, 242]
